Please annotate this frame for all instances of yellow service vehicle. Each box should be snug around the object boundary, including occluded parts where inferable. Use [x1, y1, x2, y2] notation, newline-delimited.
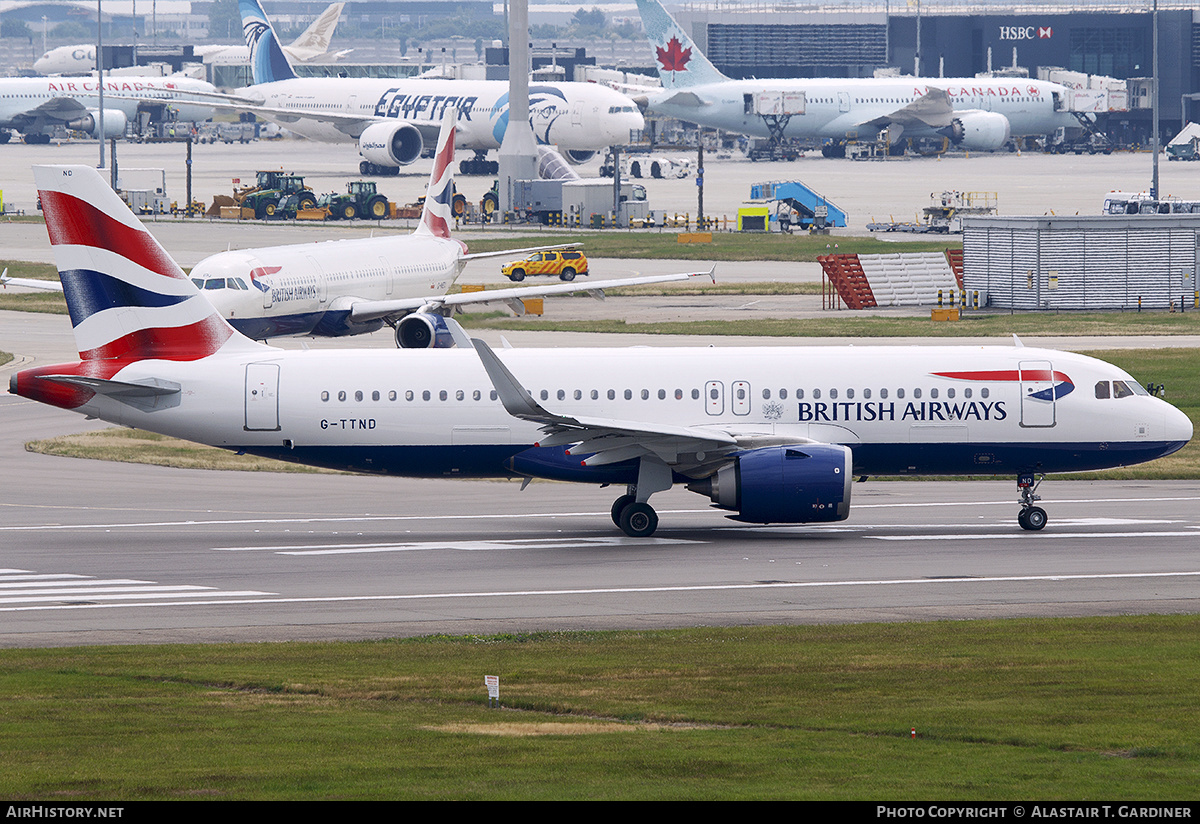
[500, 249, 589, 282]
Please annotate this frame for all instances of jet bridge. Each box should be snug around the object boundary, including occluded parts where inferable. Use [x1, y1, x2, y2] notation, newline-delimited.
[749, 180, 847, 231]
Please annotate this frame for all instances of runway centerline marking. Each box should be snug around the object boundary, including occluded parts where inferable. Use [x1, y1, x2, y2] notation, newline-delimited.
[3, 570, 1199, 613]
[4, 496, 1200, 532]
[213, 537, 703, 554]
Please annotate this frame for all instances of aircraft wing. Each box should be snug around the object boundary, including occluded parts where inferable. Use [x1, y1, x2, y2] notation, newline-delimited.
[471, 338, 739, 471]
[0, 270, 63, 292]
[638, 89, 710, 110]
[859, 87, 957, 131]
[347, 269, 716, 324]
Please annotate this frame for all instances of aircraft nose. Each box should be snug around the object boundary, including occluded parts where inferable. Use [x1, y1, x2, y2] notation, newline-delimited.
[1165, 402, 1194, 446]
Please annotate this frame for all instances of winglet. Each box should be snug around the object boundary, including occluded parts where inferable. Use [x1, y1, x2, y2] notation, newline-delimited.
[471, 338, 550, 421]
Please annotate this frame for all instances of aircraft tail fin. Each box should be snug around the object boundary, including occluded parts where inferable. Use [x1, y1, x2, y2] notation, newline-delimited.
[416, 108, 458, 240]
[32, 165, 264, 364]
[241, 0, 298, 84]
[284, 2, 344, 62]
[636, 0, 728, 89]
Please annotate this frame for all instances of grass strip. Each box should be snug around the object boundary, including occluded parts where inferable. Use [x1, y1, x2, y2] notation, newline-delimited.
[461, 231, 959, 262]
[459, 309, 1200, 338]
[1, 618, 1198, 800]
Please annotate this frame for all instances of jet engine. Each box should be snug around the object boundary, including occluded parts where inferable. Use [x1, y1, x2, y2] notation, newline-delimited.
[395, 312, 457, 349]
[563, 149, 596, 164]
[358, 121, 423, 169]
[940, 111, 1011, 151]
[66, 109, 128, 140]
[686, 444, 852, 523]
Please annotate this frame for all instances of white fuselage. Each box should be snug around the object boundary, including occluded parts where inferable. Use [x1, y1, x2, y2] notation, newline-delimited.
[238, 77, 644, 151]
[0, 76, 217, 130]
[191, 233, 462, 339]
[47, 344, 1192, 483]
[649, 77, 1076, 140]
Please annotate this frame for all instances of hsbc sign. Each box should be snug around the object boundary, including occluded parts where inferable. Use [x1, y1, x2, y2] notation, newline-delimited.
[999, 26, 1053, 40]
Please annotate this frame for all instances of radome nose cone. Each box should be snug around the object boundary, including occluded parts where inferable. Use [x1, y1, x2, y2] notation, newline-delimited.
[1167, 403, 1194, 445]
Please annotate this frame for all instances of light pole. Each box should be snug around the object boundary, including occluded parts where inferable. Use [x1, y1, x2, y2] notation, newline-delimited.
[97, 0, 105, 170]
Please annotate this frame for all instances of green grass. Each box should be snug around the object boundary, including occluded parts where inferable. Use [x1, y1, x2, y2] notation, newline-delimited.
[462, 231, 959, 262]
[1, 618, 1198, 799]
[460, 308, 1200, 338]
[25, 428, 338, 473]
[0, 260, 65, 315]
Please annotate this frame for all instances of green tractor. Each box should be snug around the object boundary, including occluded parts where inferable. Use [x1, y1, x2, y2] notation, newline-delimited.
[243, 173, 315, 219]
[319, 180, 392, 220]
[480, 180, 499, 222]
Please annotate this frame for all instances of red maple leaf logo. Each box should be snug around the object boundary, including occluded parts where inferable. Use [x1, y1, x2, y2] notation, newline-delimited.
[656, 37, 692, 73]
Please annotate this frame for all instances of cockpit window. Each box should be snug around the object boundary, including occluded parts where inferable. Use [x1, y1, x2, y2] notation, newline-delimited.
[1095, 381, 1110, 399]
[203, 279, 225, 290]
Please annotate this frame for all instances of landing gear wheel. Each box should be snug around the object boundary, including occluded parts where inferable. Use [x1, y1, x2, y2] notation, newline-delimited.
[618, 502, 658, 538]
[1019, 507, 1048, 531]
[610, 494, 635, 527]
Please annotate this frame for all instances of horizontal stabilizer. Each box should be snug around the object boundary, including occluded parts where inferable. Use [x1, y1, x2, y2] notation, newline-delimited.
[37, 374, 181, 411]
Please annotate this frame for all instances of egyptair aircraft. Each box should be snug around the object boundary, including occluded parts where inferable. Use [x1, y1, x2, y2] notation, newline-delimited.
[633, 0, 1078, 154]
[11, 164, 1192, 537]
[23, 113, 710, 345]
[218, 0, 643, 175]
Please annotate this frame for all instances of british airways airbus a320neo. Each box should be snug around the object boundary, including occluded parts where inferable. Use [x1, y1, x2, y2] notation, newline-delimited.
[10, 158, 1191, 536]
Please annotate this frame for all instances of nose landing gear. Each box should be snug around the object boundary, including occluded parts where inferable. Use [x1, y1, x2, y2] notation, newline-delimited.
[1017, 473, 1048, 531]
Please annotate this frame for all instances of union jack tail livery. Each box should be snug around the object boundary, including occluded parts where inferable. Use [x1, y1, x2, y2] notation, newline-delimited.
[636, 0, 728, 90]
[417, 108, 457, 240]
[33, 165, 262, 361]
[241, 0, 298, 85]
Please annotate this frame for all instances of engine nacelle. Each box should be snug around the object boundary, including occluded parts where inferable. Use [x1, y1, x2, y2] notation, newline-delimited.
[563, 149, 596, 165]
[687, 444, 852, 524]
[940, 111, 1011, 151]
[396, 312, 457, 349]
[67, 109, 128, 139]
[359, 121, 423, 168]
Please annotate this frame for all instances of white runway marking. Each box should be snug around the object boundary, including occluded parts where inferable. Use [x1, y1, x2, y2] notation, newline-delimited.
[213, 536, 702, 555]
[3, 496, 1199, 533]
[0, 568, 274, 608]
[3, 570, 1198, 613]
[876, 531, 1200, 541]
[0, 510, 714, 531]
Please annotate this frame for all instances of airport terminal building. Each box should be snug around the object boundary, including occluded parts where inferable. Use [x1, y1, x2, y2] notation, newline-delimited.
[671, 1, 1199, 139]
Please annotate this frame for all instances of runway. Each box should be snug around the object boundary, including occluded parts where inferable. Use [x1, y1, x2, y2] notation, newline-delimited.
[3, 312, 1200, 646]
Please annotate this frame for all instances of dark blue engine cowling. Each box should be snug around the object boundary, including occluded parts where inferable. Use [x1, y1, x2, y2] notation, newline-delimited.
[396, 313, 457, 348]
[688, 444, 852, 523]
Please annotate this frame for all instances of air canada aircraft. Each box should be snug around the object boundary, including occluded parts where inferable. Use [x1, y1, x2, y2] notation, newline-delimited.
[633, 0, 1078, 154]
[0, 75, 215, 144]
[18, 113, 710, 345]
[217, 0, 643, 175]
[12, 163, 1192, 537]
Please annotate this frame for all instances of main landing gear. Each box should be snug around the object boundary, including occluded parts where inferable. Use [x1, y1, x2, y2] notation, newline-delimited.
[610, 458, 673, 538]
[611, 492, 658, 538]
[1017, 473, 1048, 531]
